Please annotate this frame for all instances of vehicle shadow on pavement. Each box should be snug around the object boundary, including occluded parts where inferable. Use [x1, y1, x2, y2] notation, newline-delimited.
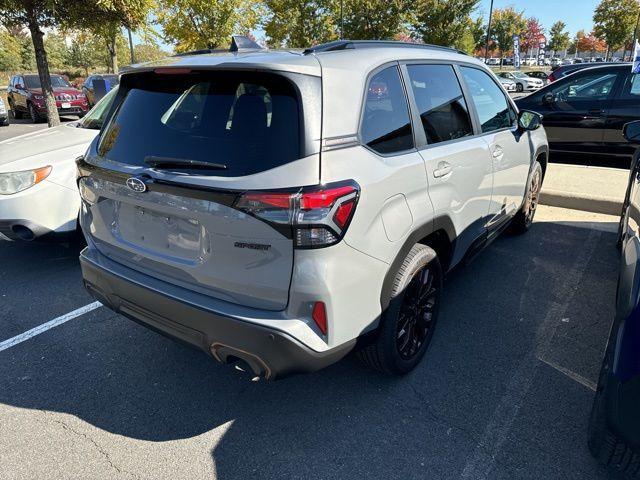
[0, 220, 618, 479]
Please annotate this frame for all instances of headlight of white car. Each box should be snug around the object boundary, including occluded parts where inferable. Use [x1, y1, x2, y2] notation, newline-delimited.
[0, 166, 52, 195]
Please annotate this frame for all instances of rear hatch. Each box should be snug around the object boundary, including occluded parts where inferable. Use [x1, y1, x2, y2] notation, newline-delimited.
[79, 67, 322, 311]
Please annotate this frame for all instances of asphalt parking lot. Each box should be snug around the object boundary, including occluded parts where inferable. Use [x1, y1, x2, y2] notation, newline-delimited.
[0, 204, 621, 480]
[0, 107, 621, 480]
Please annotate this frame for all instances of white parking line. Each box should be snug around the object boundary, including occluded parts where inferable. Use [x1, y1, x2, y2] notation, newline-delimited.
[0, 302, 103, 353]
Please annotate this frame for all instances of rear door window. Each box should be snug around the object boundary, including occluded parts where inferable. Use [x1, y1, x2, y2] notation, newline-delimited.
[360, 66, 414, 154]
[406, 64, 473, 145]
[97, 70, 302, 177]
[549, 70, 619, 101]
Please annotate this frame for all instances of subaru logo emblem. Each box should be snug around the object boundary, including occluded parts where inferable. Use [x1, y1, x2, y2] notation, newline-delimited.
[126, 177, 147, 193]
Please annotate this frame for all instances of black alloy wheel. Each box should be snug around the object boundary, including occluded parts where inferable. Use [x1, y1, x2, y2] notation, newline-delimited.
[396, 266, 438, 360]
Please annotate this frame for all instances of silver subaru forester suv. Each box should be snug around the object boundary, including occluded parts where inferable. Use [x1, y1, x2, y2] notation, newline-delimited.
[78, 38, 548, 379]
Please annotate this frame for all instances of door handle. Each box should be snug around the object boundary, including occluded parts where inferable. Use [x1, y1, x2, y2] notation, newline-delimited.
[433, 161, 452, 178]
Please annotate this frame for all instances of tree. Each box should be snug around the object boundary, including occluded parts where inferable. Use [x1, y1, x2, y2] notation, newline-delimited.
[68, 31, 98, 76]
[340, 0, 410, 40]
[264, 0, 337, 48]
[491, 7, 526, 60]
[547, 21, 570, 56]
[0, 0, 151, 126]
[521, 17, 544, 55]
[577, 30, 607, 55]
[155, 0, 265, 52]
[594, 0, 640, 58]
[44, 32, 69, 71]
[410, 0, 480, 49]
[0, 27, 23, 71]
[469, 16, 486, 52]
[134, 42, 170, 62]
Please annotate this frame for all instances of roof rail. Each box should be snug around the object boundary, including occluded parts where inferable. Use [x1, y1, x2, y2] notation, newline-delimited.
[303, 40, 467, 56]
[173, 35, 265, 57]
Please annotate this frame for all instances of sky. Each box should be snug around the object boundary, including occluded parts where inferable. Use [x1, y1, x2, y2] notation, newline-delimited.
[477, 0, 600, 36]
[136, 0, 603, 53]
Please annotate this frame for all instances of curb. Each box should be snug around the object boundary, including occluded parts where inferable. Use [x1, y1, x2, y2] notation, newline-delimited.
[540, 188, 622, 216]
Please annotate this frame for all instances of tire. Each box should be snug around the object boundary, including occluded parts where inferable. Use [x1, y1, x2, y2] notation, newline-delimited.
[510, 160, 543, 234]
[358, 244, 443, 375]
[516, 82, 524, 92]
[588, 340, 640, 478]
[9, 100, 22, 119]
[28, 102, 41, 123]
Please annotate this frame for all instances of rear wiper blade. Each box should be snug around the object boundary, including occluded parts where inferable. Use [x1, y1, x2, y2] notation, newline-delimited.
[144, 156, 228, 170]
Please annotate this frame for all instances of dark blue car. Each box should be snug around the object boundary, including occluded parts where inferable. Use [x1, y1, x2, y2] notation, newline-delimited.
[589, 120, 640, 477]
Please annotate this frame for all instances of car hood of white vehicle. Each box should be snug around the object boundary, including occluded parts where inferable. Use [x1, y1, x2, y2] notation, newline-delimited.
[0, 123, 99, 172]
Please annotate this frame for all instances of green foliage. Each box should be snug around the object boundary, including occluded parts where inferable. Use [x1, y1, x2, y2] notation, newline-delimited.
[44, 32, 68, 70]
[68, 31, 99, 75]
[155, 0, 265, 52]
[340, 0, 410, 40]
[410, 0, 480, 49]
[594, 0, 640, 52]
[469, 16, 486, 52]
[491, 7, 526, 56]
[134, 42, 170, 63]
[0, 28, 22, 71]
[548, 21, 570, 54]
[263, 0, 337, 48]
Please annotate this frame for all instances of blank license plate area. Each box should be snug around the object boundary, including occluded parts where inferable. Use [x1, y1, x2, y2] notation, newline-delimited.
[117, 204, 204, 262]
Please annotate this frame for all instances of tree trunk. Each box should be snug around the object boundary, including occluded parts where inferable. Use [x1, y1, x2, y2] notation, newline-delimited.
[26, 8, 59, 127]
[106, 35, 118, 73]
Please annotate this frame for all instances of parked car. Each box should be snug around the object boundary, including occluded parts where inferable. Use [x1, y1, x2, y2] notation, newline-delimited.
[498, 76, 517, 92]
[0, 97, 8, 126]
[82, 74, 120, 107]
[497, 71, 544, 92]
[524, 57, 537, 66]
[486, 57, 500, 66]
[551, 57, 563, 68]
[77, 37, 548, 379]
[588, 120, 640, 477]
[547, 62, 621, 83]
[7, 73, 89, 123]
[524, 70, 550, 85]
[573, 57, 585, 63]
[502, 57, 514, 66]
[0, 87, 117, 241]
[516, 64, 639, 161]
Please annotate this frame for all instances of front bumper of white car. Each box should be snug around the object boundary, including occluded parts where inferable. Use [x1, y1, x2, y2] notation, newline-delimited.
[0, 179, 80, 241]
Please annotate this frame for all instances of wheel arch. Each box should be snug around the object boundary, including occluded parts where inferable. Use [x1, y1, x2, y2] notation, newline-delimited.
[380, 216, 455, 311]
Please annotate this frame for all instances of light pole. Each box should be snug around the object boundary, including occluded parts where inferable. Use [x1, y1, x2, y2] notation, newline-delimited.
[340, 0, 344, 40]
[127, 27, 136, 65]
[484, 0, 494, 61]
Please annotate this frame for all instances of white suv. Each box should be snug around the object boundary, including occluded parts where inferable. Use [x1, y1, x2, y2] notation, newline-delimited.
[78, 38, 548, 379]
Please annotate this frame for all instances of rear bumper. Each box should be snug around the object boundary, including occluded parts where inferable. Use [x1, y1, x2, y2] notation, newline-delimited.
[80, 248, 355, 380]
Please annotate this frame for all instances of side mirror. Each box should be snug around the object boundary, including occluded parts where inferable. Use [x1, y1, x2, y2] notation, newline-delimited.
[15, 83, 23, 90]
[518, 110, 543, 131]
[542, 92, 555, 105]
[623, 121, 640, 144]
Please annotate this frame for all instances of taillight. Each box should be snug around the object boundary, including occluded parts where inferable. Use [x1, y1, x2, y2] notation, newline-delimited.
[548, 73, 556, 83]
[234, 181, 359, 248]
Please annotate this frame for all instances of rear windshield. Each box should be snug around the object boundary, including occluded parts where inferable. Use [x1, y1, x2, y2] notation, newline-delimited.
[98, 70, 301, 177]
[24, 75, 70, 89]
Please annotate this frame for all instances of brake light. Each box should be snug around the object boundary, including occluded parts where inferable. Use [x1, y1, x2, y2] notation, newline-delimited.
[235, 182, 359, 248]
[548, 73, 556, 82]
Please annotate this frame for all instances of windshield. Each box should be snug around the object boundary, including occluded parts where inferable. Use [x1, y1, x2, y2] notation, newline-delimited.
[78, 87, 119, 130]
[97, 70, 302, 177]
[24, 75, 71, 89]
